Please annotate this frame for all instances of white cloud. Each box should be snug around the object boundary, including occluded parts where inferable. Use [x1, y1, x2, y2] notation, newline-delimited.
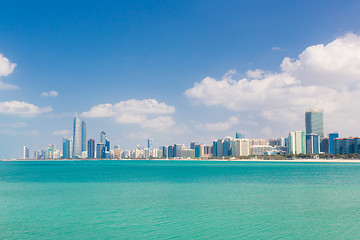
[185, 33, 360, 136]
[0, 81, 19, 90]
[141, 116, 175, 130]
[82, 99, 175, 119]
[81, 99, 176, 129]
[196, 116, 239, 131]
[41, 90, 58, 97]
[52, 129, 71, 136]
[0, 54, 18, 90]
[0, 101, 53, 117]
[0, 54, 16, 77]
[246, 69, 265, 79]
[272, 47, 281, 51]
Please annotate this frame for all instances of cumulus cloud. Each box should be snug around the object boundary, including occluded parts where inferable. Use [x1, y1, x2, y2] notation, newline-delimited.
[196, 116, 239, 131]
[141, 116, 175, 129]
[52, 129, 71, 136]
[185, 33, 360, 136]
[81, 99, 177, 130]
[246, 69, 265, 79]
[41, 90, 58, 97]
[0, 101, 53, 117]
[0, 54, 18, 90]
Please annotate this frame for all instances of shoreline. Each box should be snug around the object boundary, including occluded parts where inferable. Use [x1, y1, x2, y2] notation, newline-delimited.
[2, 158, 360, 163]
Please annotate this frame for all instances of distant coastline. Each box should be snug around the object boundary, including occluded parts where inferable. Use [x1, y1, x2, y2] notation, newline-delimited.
[3, 158, 360, 163]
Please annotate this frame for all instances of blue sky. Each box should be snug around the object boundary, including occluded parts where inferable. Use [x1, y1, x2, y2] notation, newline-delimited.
[1, 0, 360, 158]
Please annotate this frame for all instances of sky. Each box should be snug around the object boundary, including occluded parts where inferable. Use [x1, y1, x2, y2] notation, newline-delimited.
[1, 0, 360, 159]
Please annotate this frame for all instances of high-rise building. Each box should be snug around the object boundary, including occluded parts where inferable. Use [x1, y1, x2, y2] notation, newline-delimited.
[329, 133, 339, 154]
[62, 137, 72, 159]
[100, 131, 106, 144]
[213, 140, 217, 157]
[23, 146, 29, 159]
[217, 139, 224, 157]
[174, 144, 182, 158]
[190, 142, 198, 150]
[168, 146, 173, 158]
[96, 143, 105, 159]
[81, 121, 86, 152]
[87, 138, 95, 158]
[162, 146, 168, 158]
[306, 134, 320, 154]
[234, 139, 251, 156]
[305, 109, 324, 138]
[195, 144, 204, 158]
[105, 138, 110, 152]
[222, 137, 233, 156]
[73, 117, 86, 158]
[288, 131, 306, 154]
[147, 139, 153, 149]
[236, 132, 245, 139]
[320, 138, 329, 153]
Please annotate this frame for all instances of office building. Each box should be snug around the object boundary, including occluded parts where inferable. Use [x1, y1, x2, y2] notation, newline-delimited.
[195, 144, 204, 158]
[100, 131, 106, 144]
[23, 146, 29, 159]
[213, 140, 217, 157]
[147, 139, 153, 149]
[73, 117, 86, 158]
[96, 143, 105, 159]
[105, 138, 110, 152]
[251, 145, 274, 155]
[234, 139, 251, 156]
[288, 131, 306, 154]
[306, 134, 320, 154]
[305, 109, 324, 138]
[181, 149, 195, 158]
[222, 137, 233, 156]
[329, 133, 339, 154]
[174, 144, 183, 158]
[190, 142, 198, 150]
[62, 137, 72, 159]
[236, 132, 245, 139]
[87, 138, 95, 158]
[216, 139, 224, 157]
[168, 145, 173, 158]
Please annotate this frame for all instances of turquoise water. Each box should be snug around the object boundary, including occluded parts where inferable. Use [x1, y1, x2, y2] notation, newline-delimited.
[1, 161, 360, 239]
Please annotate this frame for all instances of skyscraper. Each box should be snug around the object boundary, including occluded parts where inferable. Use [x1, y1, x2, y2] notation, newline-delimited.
[105, 138, 110, 152]
[147, 139, 153, 149]
[305, 109, 324, 138]
[174, 144, 182, 158]
[96, 143, 105, 159]
[87, 138, 95, 158]
[81, 121, 86, 152]
[23, 146, 29, 159]
[100, 131, 106, 144]
[306, 134, 320, 154]
[62, 137, 72, 159]
[288, 131, 306, 154]
[329, 133, 339, 154]
[236, 132, 245, 139]
[73, 117, 87, 158]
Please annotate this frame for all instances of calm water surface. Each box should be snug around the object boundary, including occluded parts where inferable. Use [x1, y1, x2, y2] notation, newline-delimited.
[1, 160, 360, 239]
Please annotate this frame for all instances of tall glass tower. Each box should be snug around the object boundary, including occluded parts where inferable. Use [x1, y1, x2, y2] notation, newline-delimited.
[73, 117, 86, 158]
[100, 131, 106, 144]
[81, 121, 86, 152]
[305, 109, 324, 138]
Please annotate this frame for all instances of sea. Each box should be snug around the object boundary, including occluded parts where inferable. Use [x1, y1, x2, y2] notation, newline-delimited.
[1, 160, 360, 239]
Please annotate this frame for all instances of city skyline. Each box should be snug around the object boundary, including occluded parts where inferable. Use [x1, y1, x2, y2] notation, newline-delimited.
[2, 1, 360, 158]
